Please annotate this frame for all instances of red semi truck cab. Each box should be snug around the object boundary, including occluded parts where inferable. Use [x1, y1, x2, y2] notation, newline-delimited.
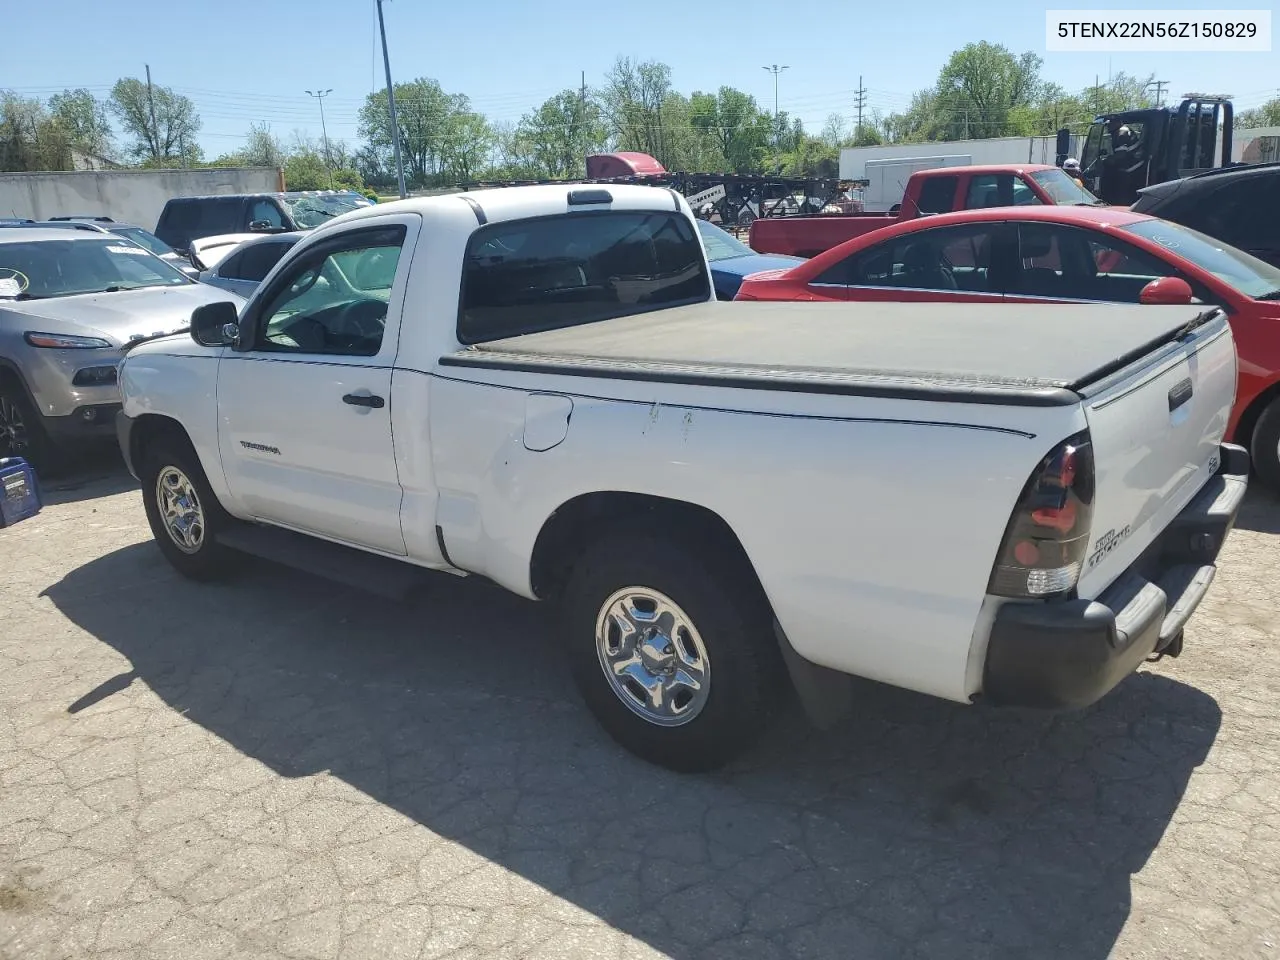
[749, 164, 1108, 258]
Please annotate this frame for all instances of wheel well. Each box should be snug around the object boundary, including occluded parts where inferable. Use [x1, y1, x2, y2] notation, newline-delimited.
[1233, 380, 1280, 449]
[130, 413, 196, 467]
[529, 492, 765, 603]
[0, 362, 34, 403]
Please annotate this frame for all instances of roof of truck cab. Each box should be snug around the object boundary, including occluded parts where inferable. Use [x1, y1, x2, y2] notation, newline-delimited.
[442, 300, 1221, 407]
[914, 163, 1060, 176]
[329, 183, 687, 229]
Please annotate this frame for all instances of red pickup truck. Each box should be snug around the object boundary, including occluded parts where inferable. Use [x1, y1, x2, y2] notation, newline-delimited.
[749, 164, 1106, 258]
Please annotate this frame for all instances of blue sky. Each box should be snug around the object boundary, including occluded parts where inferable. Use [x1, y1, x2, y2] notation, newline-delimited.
[9, 0, 1278, 156]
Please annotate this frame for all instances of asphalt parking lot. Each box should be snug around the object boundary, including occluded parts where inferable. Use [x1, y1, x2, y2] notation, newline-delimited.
[2, 455, 1279, 960]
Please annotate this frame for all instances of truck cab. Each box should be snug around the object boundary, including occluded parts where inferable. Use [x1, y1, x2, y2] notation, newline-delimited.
[1075, 97, 1235, 206]
[750, 164, 1104, 258]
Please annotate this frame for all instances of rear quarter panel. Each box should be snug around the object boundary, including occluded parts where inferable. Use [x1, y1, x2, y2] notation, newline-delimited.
[427, 370, 1086, 703]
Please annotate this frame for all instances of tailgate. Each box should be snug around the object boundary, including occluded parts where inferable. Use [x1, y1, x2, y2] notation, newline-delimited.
[1075, 309, 1237, 599]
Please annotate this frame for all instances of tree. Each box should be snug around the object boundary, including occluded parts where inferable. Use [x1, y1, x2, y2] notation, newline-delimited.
[48, 88, 113, 158]
[1238, 96, 1280, 128]
[600, 57, 678, 166]
[689, 87, 771, 172]
[883, 90, 949, 143]
[239, 122, 287, 167]
[359, 78, 484, 186]
[782, 134, 838, 177]
[935, 42, 1042, 139]
[0, 92, 72, 171]
[109, 77, 201, 165]
[820, 113, 848, 148]
[515, 89, 609, 179]
[439, 108, 495, 181]
[1080, 72, 1155, 116]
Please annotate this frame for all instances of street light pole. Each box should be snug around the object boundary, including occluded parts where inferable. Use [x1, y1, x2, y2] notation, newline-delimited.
[376, 0, 408, 199]
[305, 88, 334, 189]
[762, 64, 789, 174]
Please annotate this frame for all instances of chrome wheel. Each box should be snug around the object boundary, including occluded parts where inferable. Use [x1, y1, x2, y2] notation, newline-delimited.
[0, 392, 30, 457]
[595, 587, 711, 727]
[155, 466, 205, 554]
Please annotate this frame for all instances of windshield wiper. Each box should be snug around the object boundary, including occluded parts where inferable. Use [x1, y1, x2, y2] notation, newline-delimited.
[1256, 290, 1280, 301]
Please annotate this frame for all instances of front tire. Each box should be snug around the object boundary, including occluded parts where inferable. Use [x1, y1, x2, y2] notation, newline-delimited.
[561, 522, 782, 773]
[0, 379, 57, 473]
[139, 438, 234, 580]
[1250, 398, 1280, 494]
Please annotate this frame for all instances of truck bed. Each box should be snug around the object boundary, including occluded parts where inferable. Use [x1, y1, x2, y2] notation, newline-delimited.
[440, 301, 1217, 407]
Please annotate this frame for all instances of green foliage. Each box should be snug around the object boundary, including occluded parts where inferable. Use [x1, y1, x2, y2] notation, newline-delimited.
[358, 77, 494, 186]
[0, 92, 72, 171]
[109, 77, 201, 165]
[48, 89, 113, 158]
[1236, 97, 1280, 129]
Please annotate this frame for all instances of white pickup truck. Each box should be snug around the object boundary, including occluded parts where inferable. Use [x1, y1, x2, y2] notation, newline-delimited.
[116, 183, 1249, 772]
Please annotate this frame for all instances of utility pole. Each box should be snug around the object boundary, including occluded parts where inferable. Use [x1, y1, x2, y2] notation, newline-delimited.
[762, 64, 789, 173]
[376, 0, 407, 199]
[1148, 80, 1168, 106]
[306, 88, 335, 188]
[145, 64, 161, 164]
[853, 76, 867, 143]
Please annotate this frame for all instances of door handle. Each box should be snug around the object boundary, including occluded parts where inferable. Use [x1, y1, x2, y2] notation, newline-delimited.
[342, 393, 385, 409]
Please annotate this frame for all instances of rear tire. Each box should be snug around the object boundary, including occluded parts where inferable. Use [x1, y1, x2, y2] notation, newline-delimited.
[560, 520, 781, 773]
[139, 437, 235, 581]
[1250, 398, 1280, 494]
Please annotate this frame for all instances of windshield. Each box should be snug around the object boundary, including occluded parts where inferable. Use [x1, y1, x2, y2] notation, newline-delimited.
[1122, 219, 1280, 300]
[695, 219, 755, 261]
[111, 226, 176, 257]
[1029, 168, 1104, 206]
[0, 237, 192, 299]
[282, 194, 370, 229]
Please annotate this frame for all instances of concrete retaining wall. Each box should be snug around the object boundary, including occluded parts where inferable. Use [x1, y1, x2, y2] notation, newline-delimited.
[0, 167, 284, 232]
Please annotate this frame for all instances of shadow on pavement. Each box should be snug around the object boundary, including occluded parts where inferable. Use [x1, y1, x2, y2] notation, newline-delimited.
[36, 449, 137, 507]
[1234, 485, 1280, 535]
[44, 542, 1222, 960]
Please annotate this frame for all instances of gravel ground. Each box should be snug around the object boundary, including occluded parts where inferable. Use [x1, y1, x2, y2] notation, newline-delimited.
[2, 458, 1279, 960]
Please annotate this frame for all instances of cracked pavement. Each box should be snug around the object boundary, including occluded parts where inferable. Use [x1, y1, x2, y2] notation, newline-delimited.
[2, 460, 1279, 960]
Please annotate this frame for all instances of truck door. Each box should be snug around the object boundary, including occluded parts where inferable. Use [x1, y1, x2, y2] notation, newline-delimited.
[215, 215, 421, 555]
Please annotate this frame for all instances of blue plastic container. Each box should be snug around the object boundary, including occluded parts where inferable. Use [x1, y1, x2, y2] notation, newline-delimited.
[0, 457, 42, 528]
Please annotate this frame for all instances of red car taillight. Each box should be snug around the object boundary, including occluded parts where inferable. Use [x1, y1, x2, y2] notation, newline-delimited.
[988, 432, 1095, 600]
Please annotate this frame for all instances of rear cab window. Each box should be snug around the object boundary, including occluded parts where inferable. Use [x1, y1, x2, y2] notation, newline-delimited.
[915, 176, 959, 215]
[457, 210, 711, 344]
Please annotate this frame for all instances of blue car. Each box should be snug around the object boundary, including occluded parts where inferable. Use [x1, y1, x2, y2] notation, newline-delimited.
[695, 219, 805, 300]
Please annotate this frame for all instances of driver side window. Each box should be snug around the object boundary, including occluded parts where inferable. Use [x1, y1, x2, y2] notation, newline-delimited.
[253, 229, 405, 357]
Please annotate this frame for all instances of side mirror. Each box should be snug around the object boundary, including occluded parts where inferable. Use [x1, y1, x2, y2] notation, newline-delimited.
[191, 301, 240, 347]
[1140, 276, 1194, 306]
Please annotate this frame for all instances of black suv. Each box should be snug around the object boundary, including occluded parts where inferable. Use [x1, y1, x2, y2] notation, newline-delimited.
[153, 190, 372, 254]
[1132, 162, 1280, 268]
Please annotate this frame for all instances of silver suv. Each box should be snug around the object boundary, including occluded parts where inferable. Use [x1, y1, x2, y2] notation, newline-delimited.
[0, 228, 244, 469]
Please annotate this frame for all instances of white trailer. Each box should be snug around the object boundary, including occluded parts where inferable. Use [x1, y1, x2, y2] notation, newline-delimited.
[861, 155, 971, 212]
[840, 136, 1078, 183]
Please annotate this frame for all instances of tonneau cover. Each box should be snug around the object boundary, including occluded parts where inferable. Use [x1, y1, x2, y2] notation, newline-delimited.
[441, 301, 1218, 406]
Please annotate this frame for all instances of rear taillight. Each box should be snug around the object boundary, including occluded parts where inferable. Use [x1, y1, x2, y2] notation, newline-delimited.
[988, 431, 1095, 600]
